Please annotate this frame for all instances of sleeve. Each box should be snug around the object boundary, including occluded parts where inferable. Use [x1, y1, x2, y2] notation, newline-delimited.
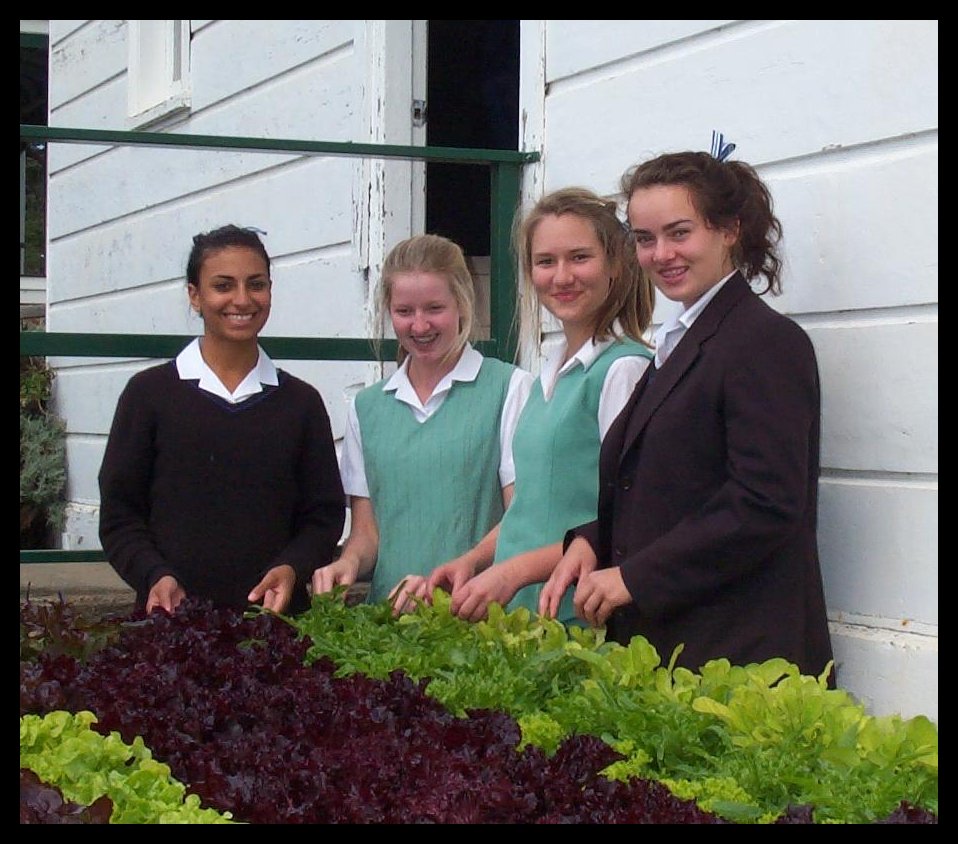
[270, 386, 347, 583]
[97, 374, 176, 598]
[498, 367, 535, 486]
[564, 520, 600, 554]
[597, 354, 651, 440]
[339, 398, 369, 497]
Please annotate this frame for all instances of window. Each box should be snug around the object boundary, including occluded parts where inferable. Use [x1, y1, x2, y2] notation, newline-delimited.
[128, 20, 191, 127]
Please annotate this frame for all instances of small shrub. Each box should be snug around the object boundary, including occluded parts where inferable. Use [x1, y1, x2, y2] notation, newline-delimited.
[19, 339, 67, 548]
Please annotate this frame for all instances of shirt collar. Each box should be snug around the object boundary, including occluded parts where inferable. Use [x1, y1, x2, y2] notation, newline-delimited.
[176, 337, 278, 403]
[653, 271, 736, 346]
[383, 342, 480, 403]
[681, 270, 735, 327]
[544, 319, 625, 383]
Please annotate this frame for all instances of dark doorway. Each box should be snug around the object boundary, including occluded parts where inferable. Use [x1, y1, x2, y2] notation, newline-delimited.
[425, 20, 519, 257]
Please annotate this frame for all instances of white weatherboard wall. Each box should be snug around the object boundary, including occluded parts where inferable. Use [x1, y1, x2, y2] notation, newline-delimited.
[46, 20, 413, 554]
[520, 19, 938, 720]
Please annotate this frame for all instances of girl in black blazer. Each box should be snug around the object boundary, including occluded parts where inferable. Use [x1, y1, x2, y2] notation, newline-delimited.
[540, 151, 834, 682]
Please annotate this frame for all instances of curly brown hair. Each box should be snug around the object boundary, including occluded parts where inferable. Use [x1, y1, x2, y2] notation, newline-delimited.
[621, 152, 784, 295]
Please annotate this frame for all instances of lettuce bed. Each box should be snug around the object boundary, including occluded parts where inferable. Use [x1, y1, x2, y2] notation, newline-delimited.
[19, 595, 938, 824]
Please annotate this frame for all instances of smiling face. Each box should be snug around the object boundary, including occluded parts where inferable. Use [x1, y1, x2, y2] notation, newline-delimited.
[529, 213, 614, 350]
[628, 184, 738, 310]
[188, 245, 272, 346]
[388, 270, 462, 371]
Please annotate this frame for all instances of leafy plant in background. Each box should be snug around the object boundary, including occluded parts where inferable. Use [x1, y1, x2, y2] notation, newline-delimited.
[20, 330, 67, 548]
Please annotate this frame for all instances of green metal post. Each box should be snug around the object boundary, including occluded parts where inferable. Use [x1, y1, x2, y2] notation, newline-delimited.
[489, 161, 523, 363]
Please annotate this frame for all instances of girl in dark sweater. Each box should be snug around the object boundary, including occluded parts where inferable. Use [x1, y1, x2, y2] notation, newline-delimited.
[98, 225, 345, 616]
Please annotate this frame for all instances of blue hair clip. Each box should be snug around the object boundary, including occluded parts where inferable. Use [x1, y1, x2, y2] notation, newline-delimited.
[244, 226, 268, 236]
[710, 131, 736, 162]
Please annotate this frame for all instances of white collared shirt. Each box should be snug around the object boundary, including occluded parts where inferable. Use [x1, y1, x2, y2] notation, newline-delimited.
[340, 344, 534, 497]
[652, 271, 736, 369]
[540, 323, 651, 439]
[175, 337, 279, 403]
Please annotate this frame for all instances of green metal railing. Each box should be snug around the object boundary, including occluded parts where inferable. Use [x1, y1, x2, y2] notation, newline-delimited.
[20, 124, 539, 564]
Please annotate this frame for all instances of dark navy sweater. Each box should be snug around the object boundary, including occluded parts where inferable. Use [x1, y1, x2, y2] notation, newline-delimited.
[98, 361, 345, 613]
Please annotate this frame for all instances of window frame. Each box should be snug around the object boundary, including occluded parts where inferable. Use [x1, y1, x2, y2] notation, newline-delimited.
[127, 20, 191, 128]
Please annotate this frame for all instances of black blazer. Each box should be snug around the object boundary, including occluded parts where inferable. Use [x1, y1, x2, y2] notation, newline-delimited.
[574, 273, 834, 679]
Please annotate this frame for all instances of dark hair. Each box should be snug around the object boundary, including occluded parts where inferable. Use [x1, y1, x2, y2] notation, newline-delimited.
[514, 186, 654, 345]
[620, 152, 784, 295]
[186, 225, 271, 288]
